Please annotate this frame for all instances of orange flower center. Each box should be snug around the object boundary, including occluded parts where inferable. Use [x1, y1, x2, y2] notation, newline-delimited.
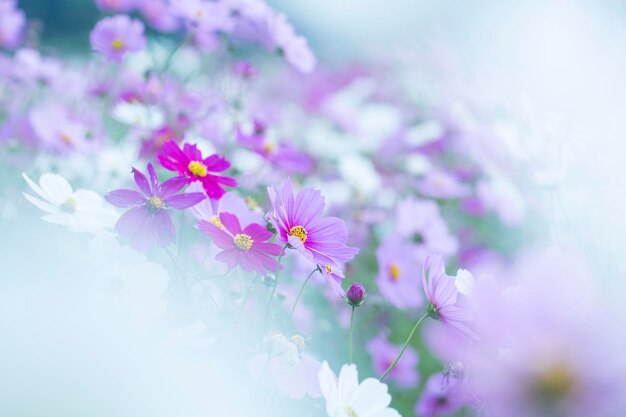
[289, 225, 308, 243]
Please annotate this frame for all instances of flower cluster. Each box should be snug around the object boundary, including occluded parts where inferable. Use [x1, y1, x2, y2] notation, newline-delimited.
[3, 1, 625, 416]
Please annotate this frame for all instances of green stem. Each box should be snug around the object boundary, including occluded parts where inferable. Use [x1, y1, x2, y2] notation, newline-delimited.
[349, 305, 355, 363]
[264, 244, 288, 330]
[290, 267, 320, 317]
[233, 274, 260, 328]
[379, 312, 429, 382]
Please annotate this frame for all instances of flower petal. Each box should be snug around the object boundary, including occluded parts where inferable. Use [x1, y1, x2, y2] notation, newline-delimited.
[105, 189, 145, 208]
[164, 192, 205, 209]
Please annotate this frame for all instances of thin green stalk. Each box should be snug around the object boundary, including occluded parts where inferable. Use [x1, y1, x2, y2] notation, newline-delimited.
[379, 312, 429, 381]
[263, 244, 288, 330]
[349, 305, 355, 363]
[290, 267, 320, 317]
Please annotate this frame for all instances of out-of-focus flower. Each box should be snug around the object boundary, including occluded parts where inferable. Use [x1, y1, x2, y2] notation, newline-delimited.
[376, 234, 424, 309]
[111, 102, 164, 129]
[95, 0, 136, 12]
[158, 140, 237, 199]
[423, 255, 477, 339]
[29, 104, 94, 153]
[0, 0, 25, 50]
[198, 212, 281, 274]
[105, 163, 205, 251]
[318, 362, 400, 417]
[23, 172, 117, 233]
[138, 0, 180, 33]
[367, 334, 419, 389]
[90, 15, 146, 62]
[396, 197, 458, 258]
[268, 179, 359, 267]
[417, 168, 470, 199]
[415, 372, 464, 417]
[346, 282, 366, 307]
[266, 12, 316, 74]
[236, 121, 314, 174]
[249, 333, 321, 400]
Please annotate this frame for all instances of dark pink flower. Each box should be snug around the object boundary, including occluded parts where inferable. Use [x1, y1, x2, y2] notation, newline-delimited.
[105, 163, 205, 252]
[199, 212, 282, 274]
[157, 140, 237, 199]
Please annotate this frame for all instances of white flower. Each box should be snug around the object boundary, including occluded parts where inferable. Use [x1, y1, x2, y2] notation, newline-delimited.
[111, 101, 164, 129]
[455, 269, 476, 297]
[22, 172, 117, 233]
[318, 362, 401, 417]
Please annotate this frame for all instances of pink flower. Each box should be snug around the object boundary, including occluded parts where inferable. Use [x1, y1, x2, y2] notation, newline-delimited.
[157, 140, 237, 199]
[90, 15, 146, 62]
[367, 334, 419, 389]
[422, 255, 478, 339]
[268, 179, 359, 267]
[266, 12, 316, 74]
[199, 212, 282, 274]
[105, 163, 205, 252]
[95, 0, 136, 12]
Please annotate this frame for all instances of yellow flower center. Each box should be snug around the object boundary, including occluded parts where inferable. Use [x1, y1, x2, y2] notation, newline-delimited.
[210, 215, 224, 229]
[233, 233, 253, 251]
[344, 406, 359, 417]
[147, 196, 164, 211]
[60, 133, 73, 144]
[324, 265, 333, 274]
[535, 363, 575, 401]
[289, 225, 308, 243]
[290, 335, 305, 354]
[61, 196, 77, 212]
[111, 38, 124, 50]
[245, 196, 258, 209]
[389, 263, 400, 281]
[188, 160, 208, 177]
[262, 141, 276, 154]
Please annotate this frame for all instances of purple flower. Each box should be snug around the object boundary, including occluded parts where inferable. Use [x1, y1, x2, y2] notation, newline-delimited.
[367, 334, 419, 388]
[138, 0, 180, 33]
[90, 15, 146, 62]
[199, 212, 282, 275]
[396, 197, 458, 258]
[266, 12, 316, 74]
[0, 0, 25, 50]
[346, 282, 366, 307]
[376, 233, 424, 309]
[268, 179, 359, 267]
[236, 121, 314, 174]
[415, 373, 464, 417]
[105, 163, 205, 251]
[417, 168, 470, 199]
[423, 255, 478, 339]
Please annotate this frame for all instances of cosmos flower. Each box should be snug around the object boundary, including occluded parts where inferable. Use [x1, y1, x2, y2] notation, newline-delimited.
[90, 15, 146, 62]
[376, 233, 424, 309]
[157, 140, 237, 199]
[267, 179, 359, 267]
[29, 104, 95, 153]
[105, 163, 205, 251]
[23, 172, 117, 233]
[199, 212, 282, 274]
[395, 197, 458, 258]
[422, 255, 478, 339]
[414, 372, 464, 417]
[318, 362, 401, 417]
[0, 0, 25, 50]
[367, 334, 419, 389]
[249, 333, 321, 400]
[186, 182, 263, 228]
[266, 12, 316, 74]
[138, 0, 180, 33]
[236, 120, 314, 174]
[417, 168, 470, 199]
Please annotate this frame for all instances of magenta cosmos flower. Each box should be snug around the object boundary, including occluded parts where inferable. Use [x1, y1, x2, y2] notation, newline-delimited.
[268, 179, 359, 267]
[105, 163, 205, 251]
[422, 255, 477, 339]
[157, 140, 237, 199]
[90, 15, 146, 62]
[199, 212, 282, 274]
